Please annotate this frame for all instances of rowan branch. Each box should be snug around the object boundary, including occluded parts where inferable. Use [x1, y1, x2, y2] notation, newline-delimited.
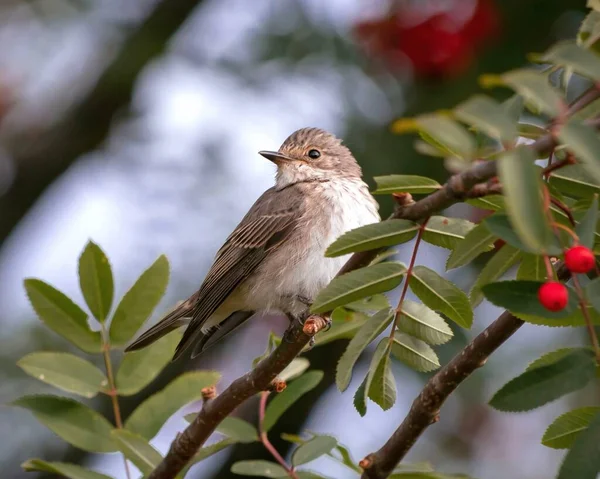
[150, 88, 600, 479]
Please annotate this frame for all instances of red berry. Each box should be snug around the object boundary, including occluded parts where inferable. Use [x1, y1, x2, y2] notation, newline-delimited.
[564, 245, 595, 274]
[538, 282, 568, 312]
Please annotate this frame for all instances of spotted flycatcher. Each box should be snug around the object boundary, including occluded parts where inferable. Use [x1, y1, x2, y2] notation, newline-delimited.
[126, 127, 380, 360]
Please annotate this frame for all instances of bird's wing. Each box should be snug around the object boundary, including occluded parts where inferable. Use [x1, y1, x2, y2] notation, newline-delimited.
[172, 187, 304, 358]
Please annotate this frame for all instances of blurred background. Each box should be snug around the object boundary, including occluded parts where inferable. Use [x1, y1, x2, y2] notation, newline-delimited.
[0, 0, 593, 478]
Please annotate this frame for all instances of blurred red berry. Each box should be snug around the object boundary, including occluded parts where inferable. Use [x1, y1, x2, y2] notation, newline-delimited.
[538, 282, 568, 312]
[564, 245, 595, 274]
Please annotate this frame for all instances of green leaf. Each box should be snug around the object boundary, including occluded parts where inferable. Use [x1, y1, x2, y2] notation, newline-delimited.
[372, 175, 442, 195]
[17, 352, 107, 398]
[391, 332, 440, 372]
[116, 330, 183, 396]
[231, 460, 288, 478]
[346, 294, 391, 312]
[216, 417, 259, 443]
[454, 94, 517, 143]
[263, 371, 323, 432]
[482, 280, 578, 319]
[484, 214, 560, 255]
[13, 395, 115, 452]
[336, 309, 393, 391]
[24, 279, 101, 353]
[409, 265, 473, 329]
[559, 120, 600, 186]
[401, 115, 476, 159]
[78, 241, 113, 323]
[518, 122, 548, 140]
[109, 255, 170, 347]
[470, 245, 522, 307]
[353, 375, 368, 416]
[526, 347, 591, 372]
[517, 254, 549, 281]
[557, 410, 600, 479]
[446, 223, 496, 270]
[125, 370, 220, 439]
[111, 429, 162, 475]
[576, 195, 599, 249]
[534, 41, 600, 81]
[586, 277, 600, 314]
[313, 310, 368, 346]
[354, 338, 390, 413]
[422, 216, 475, 250]
[188, 438, 236, 465]
[21, 460, 112, 479]
[542, 407, 600, 449]
[497, 146, 553, 253]
[325, 220, 418, 257]
[311, 262, 406, 314]
[329, 443, 360, 473]
[465, 195, 505, 212]
[397, 300, 453, 345]
[482, 69, 564, 116]
[278, 358, 310, 382]
[549, 164, 600, 198]
[292, 435, 337, 466]
[502, 94, 524, 122]
[489, 350, 596, 411]
[367, 340, 396, 411]
[579, 10, 600, 49]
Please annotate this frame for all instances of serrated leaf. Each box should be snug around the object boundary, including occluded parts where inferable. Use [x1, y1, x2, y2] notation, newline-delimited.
[311, 262, 406, 314]
[78, 241, 113, 323]
[465, 195, 505, 212]
[17, 352, 107, 398]
[482, 69, 564, 116]
[559, 120, 600, 186]
[278, 358, 310, 382]
[518, 307, 600, 327]
[455, 94, 517, 143]
[498, 146, 553, 253]
[231, 460, 288, 478]
[109, 255, 170, 347]
[549, 164, 600, 198]
[576, 195, 599, 249]
[557, 410, 600, 479]
[367, 340, 396, 410]
[526, 348, 596, 372]
[517, 254, 549, 281]
[21, 460, 112, 479]
[125, 370, 220, 440]
[397, 300, 453, 345]
[326, 220, 418, 257]
[116, 330, 182, 396]
[24, 279, 101, 353]
[587, 277, 600, 314]
[13, 395, 115, 452]
[292, 435, 337, 466]
[446, 223, 496, 270]
[484, 214, 560, 255]
[372, 175, 442, 195]
[393, 114, 476, 159]
[263, 371, 323, 432]
[313, 310, 368, 346]
[391, 332, 440, 372]
[534, 41, 600, 81]
[214, 417, 259, 443]
[489, 350, 596, 412]
[423, 216, 475, 250]
[482, 280, 578, 319]
[353, 375, 368, 417]
[470, 245, 522, 307]
[336, 309, 393, 391]
[542, 406, 600, 449]
[409, 266, 473, 329]
[111, 429, 162, 475]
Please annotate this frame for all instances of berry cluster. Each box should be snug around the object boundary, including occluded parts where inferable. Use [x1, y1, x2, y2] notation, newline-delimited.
[538, 245, 596, 312]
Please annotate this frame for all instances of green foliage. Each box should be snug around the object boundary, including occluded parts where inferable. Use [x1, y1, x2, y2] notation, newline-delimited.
[215, 417, 259, 443]
[549, 164, 600, 198]
[231, 460, 288, 477]
[445, 223, 496, 270]
[542, 407, 600, 449]
[489, 350, 596, 412]
[470, 245, 522, 307]
[422, 216, 475, 250]
[367, 340, 397, 411]
[454, 94, 517, 143]
[21, 460, 112, 479]
[391, 332, 441, 373]
[325, 220, 418, 257]
[557, 410, 600, 479]
[291, 435, 337, 466]
[78, 241, 114, 323]
[559, 120, 600, 185]
[372, 175, 441, 195]
[575, 195, 598, 249]
[396, 300, 453, 345]
[110, 429, 163, 475]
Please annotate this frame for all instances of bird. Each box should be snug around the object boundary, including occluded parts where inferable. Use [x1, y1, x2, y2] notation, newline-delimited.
[125, 127, 381, 360]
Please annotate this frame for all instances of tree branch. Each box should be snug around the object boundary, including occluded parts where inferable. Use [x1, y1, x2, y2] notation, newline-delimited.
[150, 88, 600, 479]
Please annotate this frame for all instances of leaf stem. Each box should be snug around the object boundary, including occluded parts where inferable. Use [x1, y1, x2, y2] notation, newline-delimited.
[101, 325, 131, 479]
[571, 275, 600, 364]
[543, 255, 555, 281]
[550, 198, 576, 226]
[390, 217, 430, 342]
[258, 391, 298, 479]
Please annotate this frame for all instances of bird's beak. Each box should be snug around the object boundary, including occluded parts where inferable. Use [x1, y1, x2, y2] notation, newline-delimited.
[259, 150, 294, 164]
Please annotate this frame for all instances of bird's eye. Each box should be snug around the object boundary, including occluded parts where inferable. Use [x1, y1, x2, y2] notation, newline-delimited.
[308, 149, 321, 159]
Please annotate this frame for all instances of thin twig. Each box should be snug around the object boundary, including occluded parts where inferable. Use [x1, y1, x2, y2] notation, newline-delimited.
[101, 325, 131, 479]
[550, 197, 576, 226]
[258, 392, 298, 479]
[571, 275, 600, 364]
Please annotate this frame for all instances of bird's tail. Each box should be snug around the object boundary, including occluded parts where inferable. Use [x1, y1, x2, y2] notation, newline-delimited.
[124, 300, 192, 353]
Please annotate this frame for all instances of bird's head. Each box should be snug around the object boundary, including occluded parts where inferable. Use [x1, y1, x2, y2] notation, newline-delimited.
[259, 127, 363, 189]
